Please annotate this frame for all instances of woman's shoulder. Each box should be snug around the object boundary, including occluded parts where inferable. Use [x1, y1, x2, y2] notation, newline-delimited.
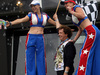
[75, 4, 81, 7]
[74, 5, 81, 7]
[28, 12, 34, 15]
[42, 12, 48, 15]
[73, 5, 81, 11]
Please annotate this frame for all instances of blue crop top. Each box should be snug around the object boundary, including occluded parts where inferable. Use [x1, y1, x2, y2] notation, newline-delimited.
[72, 5, 88, 26]
[27, 12, 50, 28]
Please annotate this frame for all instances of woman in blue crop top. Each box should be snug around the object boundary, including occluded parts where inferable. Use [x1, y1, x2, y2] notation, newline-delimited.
[6, 0, 59, 75]
[53, 0, 100, 75]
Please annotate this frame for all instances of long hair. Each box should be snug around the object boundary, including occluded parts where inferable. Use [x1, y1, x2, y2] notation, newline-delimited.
[40, 7, 43, 12]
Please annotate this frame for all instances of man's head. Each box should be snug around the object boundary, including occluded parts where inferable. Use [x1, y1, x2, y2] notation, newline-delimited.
[58, 25, 72, 41]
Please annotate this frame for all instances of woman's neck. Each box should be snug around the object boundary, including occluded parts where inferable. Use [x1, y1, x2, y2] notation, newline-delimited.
[33, 9, 41, 14]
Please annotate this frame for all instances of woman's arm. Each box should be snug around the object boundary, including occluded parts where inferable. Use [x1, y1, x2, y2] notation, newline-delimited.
[52, 13, 75, 30]
[67, 6, 85, 19]
[11, 16, 29, 25]
[55, 19, 61, 29]
[52, 13, 61, 28]
[48, 16, 61, 29]
[47, 18, 56, 26]
[73, 26, 82, 43]
[6, 15, 29, 27]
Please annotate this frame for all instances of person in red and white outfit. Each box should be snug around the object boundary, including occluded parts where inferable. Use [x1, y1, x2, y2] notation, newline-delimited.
[53, 0, 100, 75]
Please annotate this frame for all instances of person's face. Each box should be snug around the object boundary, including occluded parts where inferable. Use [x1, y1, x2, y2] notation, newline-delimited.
[64, 2, 74, 10]
[31, 4, 40, 13]
[58, 29, 68, 41]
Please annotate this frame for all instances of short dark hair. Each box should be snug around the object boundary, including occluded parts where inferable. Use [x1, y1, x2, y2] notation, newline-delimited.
[58, 25, 72, 38]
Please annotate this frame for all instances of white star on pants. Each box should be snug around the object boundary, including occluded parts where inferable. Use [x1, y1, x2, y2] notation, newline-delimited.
[89, 33, 94, 39]
[83, 49, 89, 55]
[79, 65, 85, 71]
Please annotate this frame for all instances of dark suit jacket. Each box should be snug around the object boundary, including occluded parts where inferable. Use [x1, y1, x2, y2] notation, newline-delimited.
[63, 42, 76, 75]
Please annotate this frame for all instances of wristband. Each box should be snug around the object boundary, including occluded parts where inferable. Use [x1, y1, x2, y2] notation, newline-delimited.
[65, 71, 68, 74]
[55, 19, 59, 22]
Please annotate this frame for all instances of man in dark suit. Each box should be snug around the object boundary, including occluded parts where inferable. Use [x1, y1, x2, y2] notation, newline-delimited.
[54, 25, 76, 75]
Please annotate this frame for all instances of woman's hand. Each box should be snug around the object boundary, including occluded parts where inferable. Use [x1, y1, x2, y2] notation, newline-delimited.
[53, 13, 58, 21]
[69, 39, 76, 43]
[66, 6, 73, 14]
[53, 13, 61, 28]
[6, 21, 10, 27]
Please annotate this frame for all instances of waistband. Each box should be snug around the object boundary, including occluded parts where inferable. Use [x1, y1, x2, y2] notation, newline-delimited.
[83, 25, 95, 33]
[84, 25, 94, 30]
[30, 25, 44, 28]
[27, 33, 43, 36]
[78, 17, 88, 26]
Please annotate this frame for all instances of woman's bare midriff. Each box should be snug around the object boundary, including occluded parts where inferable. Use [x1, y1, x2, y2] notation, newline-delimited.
[28, 27, 44, 34]
[80, 19, 92, 30]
